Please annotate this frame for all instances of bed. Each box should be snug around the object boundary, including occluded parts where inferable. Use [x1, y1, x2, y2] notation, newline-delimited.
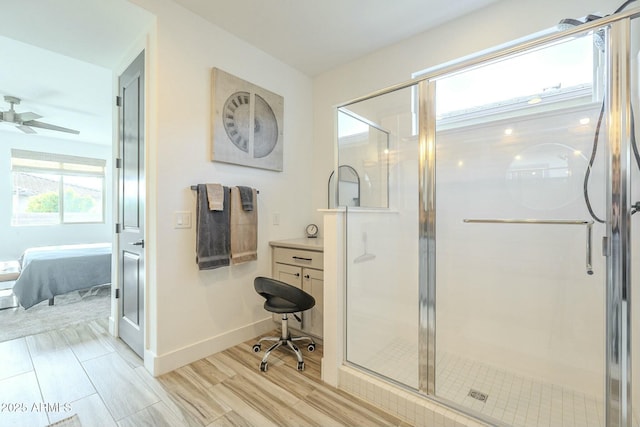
[13, 243, 112, 309]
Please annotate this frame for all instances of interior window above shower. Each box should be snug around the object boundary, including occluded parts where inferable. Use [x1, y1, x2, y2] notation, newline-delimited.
[418, 34, 604, 130]
[336, 109, 391, 209]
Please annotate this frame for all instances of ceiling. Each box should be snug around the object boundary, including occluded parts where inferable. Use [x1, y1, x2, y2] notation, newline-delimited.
[0, 35, 114, 145]
[0, 0, 498, 145]
[0, 0, 153, 145]
[172, 0, 499, 76]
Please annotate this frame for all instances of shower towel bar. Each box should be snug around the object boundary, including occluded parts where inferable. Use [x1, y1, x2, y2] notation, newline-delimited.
[463, 218, 594, 275]
[463, 219, 591, 225]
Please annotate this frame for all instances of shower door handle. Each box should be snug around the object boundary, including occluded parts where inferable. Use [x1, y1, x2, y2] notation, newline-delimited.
[463, 218, 595, 275]
[586, 222, 593, 275]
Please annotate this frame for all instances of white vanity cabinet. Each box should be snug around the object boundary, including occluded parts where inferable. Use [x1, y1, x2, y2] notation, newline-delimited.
[270, 238, 324, 339]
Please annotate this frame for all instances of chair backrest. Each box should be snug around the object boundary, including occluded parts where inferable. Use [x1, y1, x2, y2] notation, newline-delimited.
[254, 276, 315, 312]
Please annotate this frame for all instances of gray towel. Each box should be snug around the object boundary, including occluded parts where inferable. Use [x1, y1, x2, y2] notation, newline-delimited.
[237, 186, 254, 211]
[196, 184, 230, 270]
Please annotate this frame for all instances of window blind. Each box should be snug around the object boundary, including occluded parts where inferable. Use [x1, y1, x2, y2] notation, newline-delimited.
[11, 149, 106, 177]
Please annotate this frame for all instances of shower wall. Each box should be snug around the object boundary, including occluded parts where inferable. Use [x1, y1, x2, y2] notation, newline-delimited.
[342, 102, 607, 394]
[434, 104, 606, 396]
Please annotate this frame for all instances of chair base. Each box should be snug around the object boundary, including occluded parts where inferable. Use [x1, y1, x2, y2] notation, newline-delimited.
[253, 314, 315, 372]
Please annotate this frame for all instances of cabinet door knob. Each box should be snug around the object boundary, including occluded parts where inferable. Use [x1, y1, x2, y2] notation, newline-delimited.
[304, 274, 310, 279]
[294, 273, 300, 277]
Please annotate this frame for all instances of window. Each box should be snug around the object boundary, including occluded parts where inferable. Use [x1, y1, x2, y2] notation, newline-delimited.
[11, 149, 106, 226]
[434, 36, 596, 119]
[411, 32, 603, 132]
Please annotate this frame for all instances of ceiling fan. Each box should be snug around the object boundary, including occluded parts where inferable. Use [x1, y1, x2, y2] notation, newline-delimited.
[0, 95, 79, 135]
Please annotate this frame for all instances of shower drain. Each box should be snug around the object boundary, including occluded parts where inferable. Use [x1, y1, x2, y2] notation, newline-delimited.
[468, 389, 489, 402]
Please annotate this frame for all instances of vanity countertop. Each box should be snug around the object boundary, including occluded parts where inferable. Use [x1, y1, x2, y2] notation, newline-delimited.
[269, 237, 324, 252]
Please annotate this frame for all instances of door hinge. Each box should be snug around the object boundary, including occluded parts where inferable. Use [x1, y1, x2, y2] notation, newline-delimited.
[115, 223, 121, 234]
[115, 288, 120, 299]
[116, 95, 122, 107]
[115, 158, 122, 169]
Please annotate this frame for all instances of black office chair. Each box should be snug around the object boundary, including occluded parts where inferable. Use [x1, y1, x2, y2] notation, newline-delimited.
[252, 276, 316, 371]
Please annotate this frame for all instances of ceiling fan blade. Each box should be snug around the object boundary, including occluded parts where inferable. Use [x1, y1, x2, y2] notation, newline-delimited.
[17, 112, 43, 122]
[23, 120, 80, 135]
[17, 125, 37, 134]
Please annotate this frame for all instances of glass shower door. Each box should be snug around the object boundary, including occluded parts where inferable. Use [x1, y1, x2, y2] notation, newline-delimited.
[432, 32, 608, 426]
[340, 85, 421, 389]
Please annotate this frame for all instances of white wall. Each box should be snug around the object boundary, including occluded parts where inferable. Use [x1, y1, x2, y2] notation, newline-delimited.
[0, 132, 112, 260]
[128, 0, 314, 373]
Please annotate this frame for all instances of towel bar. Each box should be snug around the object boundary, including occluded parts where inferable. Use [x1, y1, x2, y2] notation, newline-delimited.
[190, 185, 259, 193]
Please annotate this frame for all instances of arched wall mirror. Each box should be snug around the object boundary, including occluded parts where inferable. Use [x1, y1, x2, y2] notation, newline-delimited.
[328, 165, 360, 208]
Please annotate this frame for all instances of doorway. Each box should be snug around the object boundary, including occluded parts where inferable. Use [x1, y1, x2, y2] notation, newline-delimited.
[0, 1, 153, 351]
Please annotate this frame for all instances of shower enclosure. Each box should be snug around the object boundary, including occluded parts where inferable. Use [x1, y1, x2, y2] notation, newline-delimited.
[337, 9, 639, 427]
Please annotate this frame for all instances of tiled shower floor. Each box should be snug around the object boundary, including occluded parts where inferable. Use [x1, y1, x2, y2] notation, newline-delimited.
[358, 337, 639, 427]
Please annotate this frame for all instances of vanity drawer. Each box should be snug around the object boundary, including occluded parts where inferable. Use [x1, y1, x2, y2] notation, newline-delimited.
[273, 247, 323, 270]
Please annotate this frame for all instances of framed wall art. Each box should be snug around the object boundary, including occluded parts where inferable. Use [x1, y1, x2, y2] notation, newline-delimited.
[211, 68, 284, 171]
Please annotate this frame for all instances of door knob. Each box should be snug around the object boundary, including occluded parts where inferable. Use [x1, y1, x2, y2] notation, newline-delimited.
[130, 239, 145, 248]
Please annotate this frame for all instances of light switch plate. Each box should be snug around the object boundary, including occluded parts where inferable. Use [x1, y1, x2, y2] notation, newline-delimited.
[174, 211, 192, 229]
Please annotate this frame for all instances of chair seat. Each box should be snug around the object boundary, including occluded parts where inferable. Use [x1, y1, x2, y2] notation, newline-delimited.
[264, 296, 298, 313]
[254, 276, 315, 313]
[264, 296, 313, 313]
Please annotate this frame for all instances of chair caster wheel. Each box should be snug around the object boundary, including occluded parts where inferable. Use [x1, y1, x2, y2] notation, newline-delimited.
[252, 344, 261, 353]
[297, 361, 305, 371]
[307, 343, 315, 352]
[260, 361, 268, 372]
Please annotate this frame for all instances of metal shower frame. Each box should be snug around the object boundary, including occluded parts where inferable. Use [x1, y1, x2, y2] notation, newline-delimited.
[337, 7, 639, 427]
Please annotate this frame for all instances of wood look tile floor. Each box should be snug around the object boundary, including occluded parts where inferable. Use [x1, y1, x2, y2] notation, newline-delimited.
[0, 319, 411, 427]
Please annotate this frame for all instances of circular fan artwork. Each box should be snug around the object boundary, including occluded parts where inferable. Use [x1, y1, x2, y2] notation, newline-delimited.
[222, 92, 278, 158]
[213, 68, 283, 171]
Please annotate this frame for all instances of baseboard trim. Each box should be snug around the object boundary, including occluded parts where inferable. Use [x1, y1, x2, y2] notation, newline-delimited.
[148, 318, 274, 376]
[108, 316, 116, 336]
